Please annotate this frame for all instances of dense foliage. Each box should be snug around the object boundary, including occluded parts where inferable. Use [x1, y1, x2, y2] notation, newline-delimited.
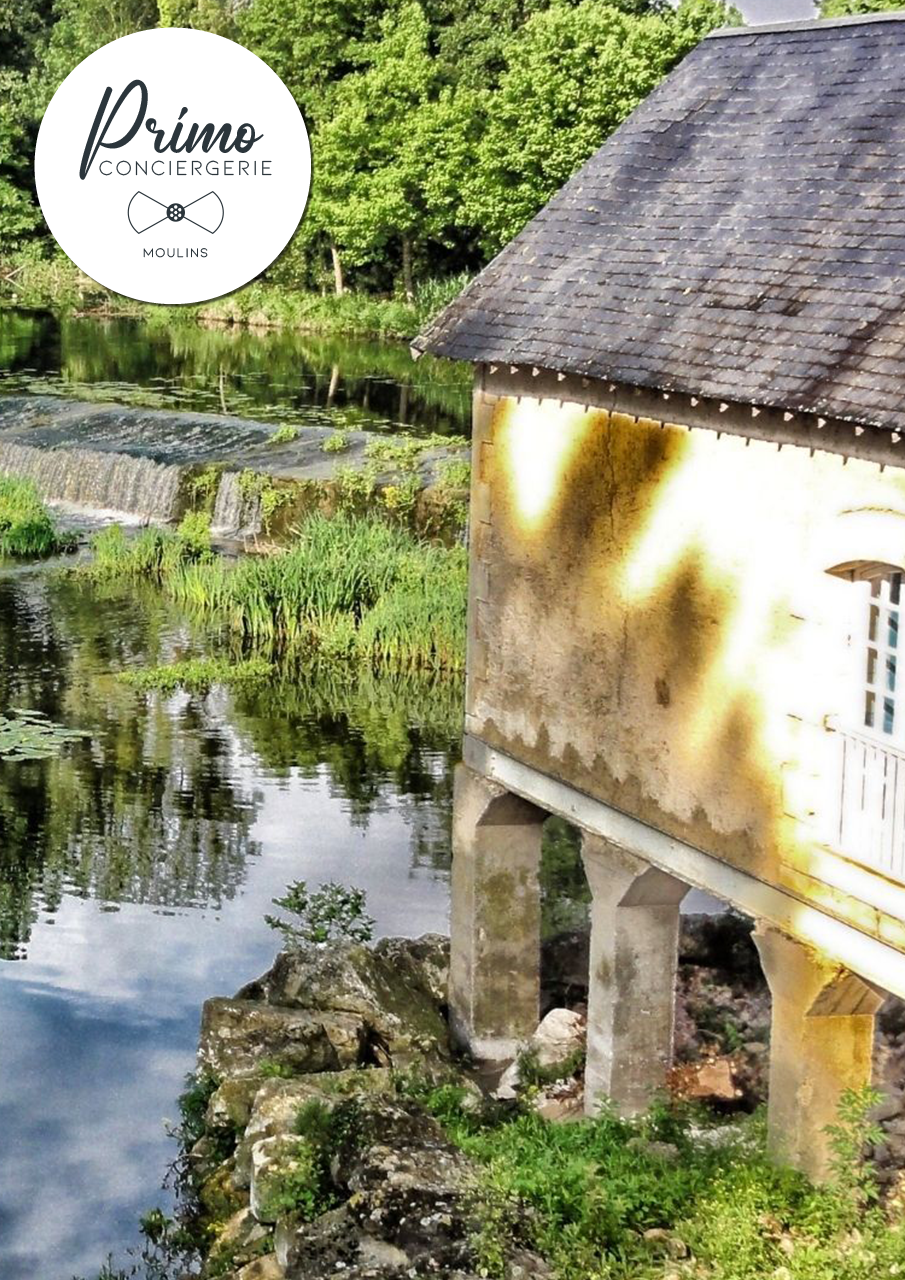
[0, 0, 740, 298]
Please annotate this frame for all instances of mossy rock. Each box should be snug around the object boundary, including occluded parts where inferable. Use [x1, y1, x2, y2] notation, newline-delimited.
[236, 935, 450, 1072]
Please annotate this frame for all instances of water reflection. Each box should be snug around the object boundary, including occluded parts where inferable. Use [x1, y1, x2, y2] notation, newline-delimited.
[0, 563, 459, 1278]
[0, 310, 470, 437]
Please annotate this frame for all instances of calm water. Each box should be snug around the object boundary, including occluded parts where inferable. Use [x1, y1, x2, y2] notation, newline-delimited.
[0, 562, 459, 1279]
[0, 309, 470, 438]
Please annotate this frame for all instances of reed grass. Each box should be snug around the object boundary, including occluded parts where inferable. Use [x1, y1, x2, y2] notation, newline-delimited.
[80, 512, 467, 674]
[0, 476, 74, 557]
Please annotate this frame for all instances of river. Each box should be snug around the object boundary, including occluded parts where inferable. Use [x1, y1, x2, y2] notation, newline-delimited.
[0, 312, 467, 1279]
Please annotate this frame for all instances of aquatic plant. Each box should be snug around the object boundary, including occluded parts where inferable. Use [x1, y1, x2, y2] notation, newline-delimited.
[322, 430, 350, 453]
[0, 709, 86, 760]
[84, 511, 214, 580]
[268, 424, 300, 445]
[265, 880, 375, 947]
[0, 475, 74, 557]
[186, 464, 222, 514]
[119, 657, 274, 695]
[81, 512, 467, 672]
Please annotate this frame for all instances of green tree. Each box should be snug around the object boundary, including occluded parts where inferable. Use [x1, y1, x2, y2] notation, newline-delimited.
[820, 0, 903, 14]
[235, 0, 386, 123]
[465, 0, 739, 253]
[306, 2, 480, 297]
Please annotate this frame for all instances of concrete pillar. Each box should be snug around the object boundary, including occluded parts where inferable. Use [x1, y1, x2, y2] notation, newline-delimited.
[448, 763, 546, 1059]
[581, 834, 688, 1116]
[753, 925, 885, 1181]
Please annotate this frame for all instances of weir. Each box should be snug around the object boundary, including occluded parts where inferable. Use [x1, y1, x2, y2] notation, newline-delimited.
[0, 439, 184, 522]
[0, 393, 458, 531]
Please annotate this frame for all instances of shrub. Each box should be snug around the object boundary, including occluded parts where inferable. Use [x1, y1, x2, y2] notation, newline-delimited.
[265, 880, 374, 947]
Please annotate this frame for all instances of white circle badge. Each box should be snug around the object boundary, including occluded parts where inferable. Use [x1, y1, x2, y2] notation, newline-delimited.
[35, 28, 311, 305]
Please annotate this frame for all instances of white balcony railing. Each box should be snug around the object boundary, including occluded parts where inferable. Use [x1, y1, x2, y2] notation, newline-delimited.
[836, 726, 905, 882]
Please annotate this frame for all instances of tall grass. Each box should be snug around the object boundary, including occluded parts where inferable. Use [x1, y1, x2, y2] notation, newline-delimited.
[0, 475, 73, 556]
[80, 512, 467, 673]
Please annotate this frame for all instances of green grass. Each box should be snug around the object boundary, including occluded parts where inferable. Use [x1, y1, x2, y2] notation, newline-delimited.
[408, 1084, 905, 1280]
[79, 512, 467, 673]
[0, 475, 74, 556]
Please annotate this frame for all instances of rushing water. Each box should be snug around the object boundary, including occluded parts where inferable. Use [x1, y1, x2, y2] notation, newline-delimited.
[0, 559, 460, 1279]
[0, 309, 470, 438]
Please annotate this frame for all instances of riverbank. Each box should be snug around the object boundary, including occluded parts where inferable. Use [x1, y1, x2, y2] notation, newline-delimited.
[127, 917, 905, 1280]
[0, 258, 468, 341]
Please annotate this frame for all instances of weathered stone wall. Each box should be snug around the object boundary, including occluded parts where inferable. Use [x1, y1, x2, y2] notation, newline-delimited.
[467, 370, 905, 953]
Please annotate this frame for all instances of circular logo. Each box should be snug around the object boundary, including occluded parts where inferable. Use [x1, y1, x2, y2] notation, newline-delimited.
[35, 28, 311, 305]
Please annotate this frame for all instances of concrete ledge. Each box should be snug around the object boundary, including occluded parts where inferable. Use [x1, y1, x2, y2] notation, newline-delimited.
[463, 734, 905, 1000]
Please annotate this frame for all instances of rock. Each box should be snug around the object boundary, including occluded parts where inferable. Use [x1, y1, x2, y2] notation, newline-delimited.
[872, 1092, 905, 1124]
[330, 1096, 474, 1267]
[208, 1077, 270, 1132]
[669, 1056, 739, 1104]
[373, 933, 449, 1007]
[250, 1134, 319, 1225]
[276, 1204, 358, 1276]
[235, 1069, 395, 1187]
[533, 1090, 584, 1122]
[644, 1227, 688, 1259]
[236, 1256, 285, 1280]
[237, 936, 451, 1071]
[208, 1206, 272, 1274]
[199, 998, 366, 1079]
[495, 1008, 585, 1099]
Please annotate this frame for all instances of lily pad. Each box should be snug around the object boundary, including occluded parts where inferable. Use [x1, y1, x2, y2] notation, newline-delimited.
[0, 712, 88, 761]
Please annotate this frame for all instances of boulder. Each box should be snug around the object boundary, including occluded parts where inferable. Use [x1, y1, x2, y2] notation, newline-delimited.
[495, 1008, 585, 1100]
[236, 1258, 285, 1280]
[199, 998, 366, 1079]
[236, 936, 450, 1070]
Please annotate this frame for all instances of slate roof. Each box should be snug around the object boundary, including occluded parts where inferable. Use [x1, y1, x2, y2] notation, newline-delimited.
[414, 15, 905, 433]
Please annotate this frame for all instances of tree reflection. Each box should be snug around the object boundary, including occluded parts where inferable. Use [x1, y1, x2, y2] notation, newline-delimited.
[0, 310, 471, 436]
[0, 570, 460, 959]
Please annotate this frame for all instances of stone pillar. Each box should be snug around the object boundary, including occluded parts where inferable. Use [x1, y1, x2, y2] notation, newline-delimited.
[581, 834, 688, 1116]
[753, 925, 885, 1181]
[449, 763, 545, 1059]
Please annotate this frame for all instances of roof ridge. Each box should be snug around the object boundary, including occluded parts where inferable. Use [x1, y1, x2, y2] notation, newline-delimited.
[708, 12, 905, 39]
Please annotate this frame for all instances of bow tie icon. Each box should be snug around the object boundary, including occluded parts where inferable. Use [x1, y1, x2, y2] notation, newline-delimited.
[127, 191, 224, 234]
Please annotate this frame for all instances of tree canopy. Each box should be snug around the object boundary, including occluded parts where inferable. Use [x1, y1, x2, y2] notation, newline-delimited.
[0, 0, 740, 294]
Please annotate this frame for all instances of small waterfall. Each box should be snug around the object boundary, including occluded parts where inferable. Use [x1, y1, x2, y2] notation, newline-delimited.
[210, 471, 262, 539]
[0, 441, 185, 522]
